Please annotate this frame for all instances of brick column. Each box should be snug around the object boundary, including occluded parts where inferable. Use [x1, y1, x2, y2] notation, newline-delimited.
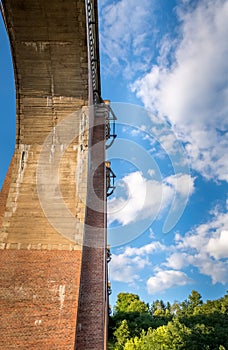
[75, 107, 107, 349]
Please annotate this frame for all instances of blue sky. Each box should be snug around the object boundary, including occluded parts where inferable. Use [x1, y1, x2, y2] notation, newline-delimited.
[1, 0, 228, 308]
[98, 0, 228, 306]
[0, 13, 15, 188]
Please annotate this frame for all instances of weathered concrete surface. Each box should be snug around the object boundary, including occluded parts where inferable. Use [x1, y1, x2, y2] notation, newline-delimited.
[0, 0, 88, 248]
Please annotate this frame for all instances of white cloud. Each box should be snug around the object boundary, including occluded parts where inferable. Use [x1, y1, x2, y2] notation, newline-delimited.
[110, 202, 228, 289]
[123, 241, 167, 257]
[132, 0, 228, 182]
[110, 253, 142, 283]
[149, 228, 155, 239]
[164, 252, 190, 270]
[164, 173, 195, 198]
[147, 269, 192, 294]
[206, 230, 228, 259]
[165, 201, 228, 284]
[148, 168, 155, 177]
[100, 0, 155, 77]
[109, 241, 165, 284]
[108, 171, 167, 226]
[108, 171, 195, 226]
[193, 254, 228, 285]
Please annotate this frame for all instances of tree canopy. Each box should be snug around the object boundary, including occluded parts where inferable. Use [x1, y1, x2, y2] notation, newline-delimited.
[108, 291, 228, 350]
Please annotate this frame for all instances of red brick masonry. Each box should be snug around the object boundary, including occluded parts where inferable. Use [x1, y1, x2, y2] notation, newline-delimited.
[0, 249, 82, 350]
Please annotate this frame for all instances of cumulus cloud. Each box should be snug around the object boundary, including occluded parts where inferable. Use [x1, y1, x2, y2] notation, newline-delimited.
[109, 241, 165, 283]
[206, 230, 228, 259]
[123, 241, 167, 257]
[148, 168, 155, 177]
[194, 255, 228, 285]
[132, 0, 228, 182]
[100, 0, 155, 77]
[164, 252, 191, 270]
[165, 201, 228, 284]
[147, 269, 192, 294]
[108, 171, 195, 226]
[164, 173, 195, 198]
[108, 171, 167, 226]
[110, 253, 143, 283]
[110, 202, 228, 289]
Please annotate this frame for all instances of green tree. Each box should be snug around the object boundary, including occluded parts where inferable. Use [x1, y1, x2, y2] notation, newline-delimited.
[178, 290, 203, 317]
[110, 293, 152, 339]
[124, 320, 192, 350]
[109, 290, 228, 350]
[188, 290, 203, 313]
[221, 291, 228, 314]
[124, 336, 143, 350]
[151, 299, 166, 315]
[170, 301, 181, 316]
[114, 319, 130, 349]
[219, 346, 226, 350]
[114, 293, 149, 314]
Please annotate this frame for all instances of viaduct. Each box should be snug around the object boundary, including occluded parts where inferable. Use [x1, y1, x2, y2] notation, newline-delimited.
[0, 0, 116, 348]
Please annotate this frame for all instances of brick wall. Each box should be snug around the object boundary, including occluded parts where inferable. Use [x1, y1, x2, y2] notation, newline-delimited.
[75, 113, 107, 349]
[0, 249, 82, 349]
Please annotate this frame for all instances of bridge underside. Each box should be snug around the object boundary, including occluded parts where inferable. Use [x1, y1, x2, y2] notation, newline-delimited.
[0, 1, 107, 349]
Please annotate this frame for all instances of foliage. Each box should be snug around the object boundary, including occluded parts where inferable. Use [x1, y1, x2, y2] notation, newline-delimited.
[109, 292, 152, 343]
[114, 293, 149, 314]
[109, 291, 228, 350]
[114, 320, 131, 349]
